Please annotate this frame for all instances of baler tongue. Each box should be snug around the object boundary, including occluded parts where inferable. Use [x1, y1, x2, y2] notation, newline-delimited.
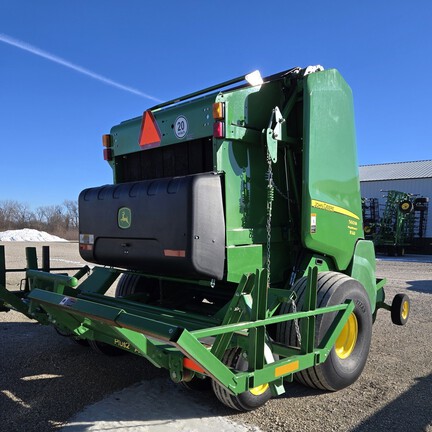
[28, 288, 183, 342]
[26, 265, 222, 344]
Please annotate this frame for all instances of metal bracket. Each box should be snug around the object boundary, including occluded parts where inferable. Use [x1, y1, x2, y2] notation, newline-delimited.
[265, 106, 285, 163]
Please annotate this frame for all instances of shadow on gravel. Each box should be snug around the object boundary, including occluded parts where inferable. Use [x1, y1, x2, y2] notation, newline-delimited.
[406, 280, 432, 294]
[351, 374, 432, 432]
[0, 321, 167, 432]
[0, 320, 240, 432]
[275, 381, 325, 399]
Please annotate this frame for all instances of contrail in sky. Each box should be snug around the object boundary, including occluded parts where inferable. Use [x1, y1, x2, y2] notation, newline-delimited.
[0, 33, 162, 102]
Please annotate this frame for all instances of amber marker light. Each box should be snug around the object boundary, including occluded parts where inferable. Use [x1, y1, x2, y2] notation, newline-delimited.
[212, 102, 225, 120]
[102, 134, 112, 147]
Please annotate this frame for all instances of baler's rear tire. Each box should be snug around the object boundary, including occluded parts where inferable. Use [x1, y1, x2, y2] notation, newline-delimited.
[276, 271, 372, 391]
[72, 336, 90, 347]
[88, 340, 126, 356]
[92, 274, 153, 356]
[212, 347, 271, 411]
[115, 273, 159, 303]
[181, 376, 212, 391]
[54, 327, 89, 347]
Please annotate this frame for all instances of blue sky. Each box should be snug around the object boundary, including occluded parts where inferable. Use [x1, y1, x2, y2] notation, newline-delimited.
[1, 1, 431, 208]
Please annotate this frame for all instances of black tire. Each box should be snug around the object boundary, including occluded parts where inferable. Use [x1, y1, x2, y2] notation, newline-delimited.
[115, 273, 145, 297]
[88, 339, 126, 356]
[181, 376, 212, 391]
[92, 274, 158, 356]
[115, 273, 159, 303]
[212, 347, 272, 411]
[72, 336, 90, 347]
[391, 293, 410, 326]
[276, 271, 372, 391]
[399, 200, 413, 214]
[54, 327, 89, 347]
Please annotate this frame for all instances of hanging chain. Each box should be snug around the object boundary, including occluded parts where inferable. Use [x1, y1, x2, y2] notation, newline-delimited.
[266, 137, 301, 345]
[290, 298, 302, 346]
[266, 150, 274, 289]
[265, 169, 289, 200]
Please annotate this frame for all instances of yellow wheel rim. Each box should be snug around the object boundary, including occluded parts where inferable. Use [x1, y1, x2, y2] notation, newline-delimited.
[401, 202, 410, 210]
[335, 313, 358, 359]
[401, 300, 409, 320]
[249, 383, 269, 396]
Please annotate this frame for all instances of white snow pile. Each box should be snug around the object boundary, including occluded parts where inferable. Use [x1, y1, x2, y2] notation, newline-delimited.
[0, 228, 68, 242]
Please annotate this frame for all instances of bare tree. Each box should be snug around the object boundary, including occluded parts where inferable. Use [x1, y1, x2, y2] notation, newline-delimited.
[0, 200, 79, 240]
[0, 200, 33, 229]
[63, 200, 79, 229]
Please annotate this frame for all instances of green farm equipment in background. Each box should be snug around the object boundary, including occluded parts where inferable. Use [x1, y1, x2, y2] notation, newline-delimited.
[362, 197, 380, 240]
[0, 66, 410, 411]
[365, 190, 429, 256]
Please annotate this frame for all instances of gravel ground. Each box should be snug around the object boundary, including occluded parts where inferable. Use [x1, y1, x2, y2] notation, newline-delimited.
[0, 242, 431, 432]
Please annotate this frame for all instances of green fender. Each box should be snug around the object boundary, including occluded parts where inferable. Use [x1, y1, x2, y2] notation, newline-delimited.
[348, 240, 377, 312]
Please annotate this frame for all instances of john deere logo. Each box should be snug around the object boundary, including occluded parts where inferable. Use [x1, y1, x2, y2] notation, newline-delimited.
[118, 207, 131, 229]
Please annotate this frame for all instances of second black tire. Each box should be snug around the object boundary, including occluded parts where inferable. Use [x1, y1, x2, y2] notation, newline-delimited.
[276, 271, 372, 391]
[212, 347, 272, 411]
[115, 273, 159, 303]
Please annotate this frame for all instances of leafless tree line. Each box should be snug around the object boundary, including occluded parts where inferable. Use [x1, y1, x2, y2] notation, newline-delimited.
[0, 200, 78, 240]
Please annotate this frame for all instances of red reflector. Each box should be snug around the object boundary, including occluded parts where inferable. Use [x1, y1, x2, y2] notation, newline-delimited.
[139, 110, 161, 149]
[213, 121, 225, 138]
[183, 358, 206, 374]
[103, 148, 113, 161]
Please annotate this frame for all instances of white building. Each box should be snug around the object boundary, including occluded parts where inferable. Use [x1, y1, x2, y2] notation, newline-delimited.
[359, 160, 432, 243]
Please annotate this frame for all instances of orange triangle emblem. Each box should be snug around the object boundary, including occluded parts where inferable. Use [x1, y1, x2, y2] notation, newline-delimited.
[139, 110, 161, 148]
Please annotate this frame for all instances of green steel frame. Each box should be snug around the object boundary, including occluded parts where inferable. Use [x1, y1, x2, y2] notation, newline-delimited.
[0, 245, 361, 396]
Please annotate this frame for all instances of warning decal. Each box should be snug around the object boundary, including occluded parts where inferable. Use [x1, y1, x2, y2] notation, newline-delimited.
[311, 213, 317, 234]
[174, 116, 188, 139]
[139, 110, 161, 149]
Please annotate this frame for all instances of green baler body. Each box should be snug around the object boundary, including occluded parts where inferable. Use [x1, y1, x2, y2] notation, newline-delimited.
[0, 66, 385, 402]
[103, 68, 365, 286]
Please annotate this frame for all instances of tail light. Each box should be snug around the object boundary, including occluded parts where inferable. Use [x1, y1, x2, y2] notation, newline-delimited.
[213, 121, 225, 138]
[103, 148, 113, 161]
[212, 102, 225, 138]
[102, 134, 113, 161]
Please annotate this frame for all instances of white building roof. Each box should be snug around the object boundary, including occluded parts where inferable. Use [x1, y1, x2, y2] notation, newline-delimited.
[359, 160, 432, 182]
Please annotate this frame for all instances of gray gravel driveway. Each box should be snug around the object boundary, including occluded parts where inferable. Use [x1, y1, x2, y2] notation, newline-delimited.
[0, 242, 431, 431]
